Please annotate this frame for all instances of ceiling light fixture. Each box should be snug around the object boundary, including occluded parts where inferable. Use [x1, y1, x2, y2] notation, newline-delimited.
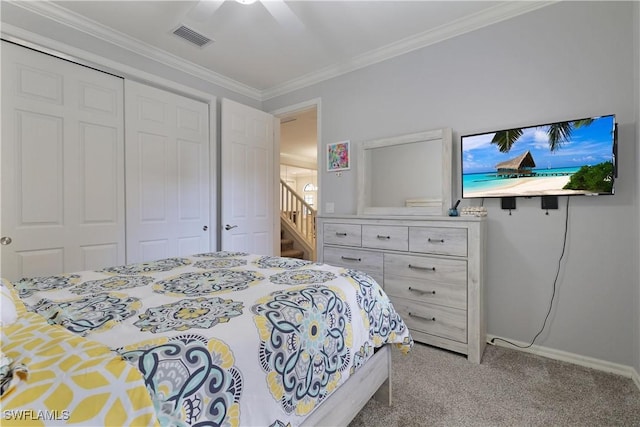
[236, 0, 258, 5]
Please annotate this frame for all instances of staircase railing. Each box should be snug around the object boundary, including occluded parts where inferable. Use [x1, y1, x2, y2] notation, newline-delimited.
[280, 179, 316, 256]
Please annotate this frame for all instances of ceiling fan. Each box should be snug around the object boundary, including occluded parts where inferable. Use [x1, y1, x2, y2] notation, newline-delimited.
[185, 0, 304, 33]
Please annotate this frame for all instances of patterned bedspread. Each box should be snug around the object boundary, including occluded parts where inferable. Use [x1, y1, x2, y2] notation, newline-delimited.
[11, 252, 413, 426]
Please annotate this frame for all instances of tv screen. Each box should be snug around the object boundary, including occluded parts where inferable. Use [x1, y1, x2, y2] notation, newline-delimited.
[461, 114, 616, 198]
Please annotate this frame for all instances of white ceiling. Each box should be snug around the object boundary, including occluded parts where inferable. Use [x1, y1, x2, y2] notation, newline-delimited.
[6, 0, 554, 101]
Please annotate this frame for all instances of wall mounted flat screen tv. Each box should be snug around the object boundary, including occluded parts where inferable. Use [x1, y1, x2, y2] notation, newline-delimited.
[461, 114, 617, 198]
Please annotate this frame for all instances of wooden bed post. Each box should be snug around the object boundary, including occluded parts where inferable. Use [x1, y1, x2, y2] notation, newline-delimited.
[301, 345, 393, 426]
[373, 346, 392, 406]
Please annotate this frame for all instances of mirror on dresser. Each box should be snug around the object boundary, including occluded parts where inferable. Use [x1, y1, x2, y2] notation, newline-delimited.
[356, 128, 452, 216]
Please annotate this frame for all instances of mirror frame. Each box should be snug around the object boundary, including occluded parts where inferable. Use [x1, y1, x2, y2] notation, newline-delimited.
[356, 128, 452, 216]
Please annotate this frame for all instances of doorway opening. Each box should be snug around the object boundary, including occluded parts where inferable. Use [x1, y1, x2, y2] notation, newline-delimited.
[272, 100, 320, 260]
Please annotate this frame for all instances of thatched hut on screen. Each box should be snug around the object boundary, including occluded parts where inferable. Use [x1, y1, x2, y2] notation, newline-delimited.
[495, 151, 536, 178]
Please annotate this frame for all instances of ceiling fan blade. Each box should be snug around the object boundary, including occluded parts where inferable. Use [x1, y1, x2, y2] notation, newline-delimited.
[261, 0, 305, 33]
[186, 0, 226, 23]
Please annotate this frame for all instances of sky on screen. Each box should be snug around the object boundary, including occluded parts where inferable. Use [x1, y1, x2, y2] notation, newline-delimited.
[462, 116, 614, 174]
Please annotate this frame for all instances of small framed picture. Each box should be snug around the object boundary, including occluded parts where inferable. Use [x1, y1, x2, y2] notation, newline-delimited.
[327, 140, 350, 172]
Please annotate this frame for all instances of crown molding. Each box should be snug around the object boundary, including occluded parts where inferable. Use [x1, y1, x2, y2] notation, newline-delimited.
[261, 1, 558, 100]
[7, 0, 556, 102]
[7, 0, 262, 101]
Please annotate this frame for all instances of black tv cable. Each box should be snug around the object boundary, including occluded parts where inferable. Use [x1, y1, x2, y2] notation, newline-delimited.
[491, 196, 570, 349]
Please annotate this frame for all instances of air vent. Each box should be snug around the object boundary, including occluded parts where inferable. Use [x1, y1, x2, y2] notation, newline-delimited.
[172, 25, 213, 48]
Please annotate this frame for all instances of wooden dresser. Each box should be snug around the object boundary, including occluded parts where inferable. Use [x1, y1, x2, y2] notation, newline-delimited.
[317, 215, 486, 363]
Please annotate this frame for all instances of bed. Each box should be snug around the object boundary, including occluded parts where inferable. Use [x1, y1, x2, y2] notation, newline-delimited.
[1, 252, 413, 426]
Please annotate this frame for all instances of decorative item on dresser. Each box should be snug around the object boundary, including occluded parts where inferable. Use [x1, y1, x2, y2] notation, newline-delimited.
[318, 215, 487, 363]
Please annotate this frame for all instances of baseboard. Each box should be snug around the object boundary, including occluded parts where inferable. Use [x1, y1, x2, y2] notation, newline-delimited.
[487, 334, 640, 392]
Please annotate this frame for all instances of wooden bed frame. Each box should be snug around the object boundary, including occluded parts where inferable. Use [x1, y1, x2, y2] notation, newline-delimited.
[302, 345, 392, 426]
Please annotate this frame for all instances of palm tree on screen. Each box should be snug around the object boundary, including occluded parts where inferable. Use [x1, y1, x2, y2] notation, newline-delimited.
[491, 118, 594, 153]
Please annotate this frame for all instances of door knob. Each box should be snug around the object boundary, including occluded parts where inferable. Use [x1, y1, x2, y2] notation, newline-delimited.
[224, 224, 238, 231]
[0, 237, 12, 245]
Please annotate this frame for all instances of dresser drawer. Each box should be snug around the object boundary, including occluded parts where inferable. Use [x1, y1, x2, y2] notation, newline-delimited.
[384, 276, 466, 310]
[323, 223, 362, 246]
[384, 253, 467, 286]
[391, 298, 467, 343]
[362, 225, 408, 251]
[409, 227, 467, 256]
[323, 246, 383, 285]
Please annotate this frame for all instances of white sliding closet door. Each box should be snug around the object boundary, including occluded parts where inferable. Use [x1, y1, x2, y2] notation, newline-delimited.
[1, 41, 125, 280]
[125, 80, 210, 263]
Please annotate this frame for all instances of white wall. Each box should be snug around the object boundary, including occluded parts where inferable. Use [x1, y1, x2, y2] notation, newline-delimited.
[265, 2, 638, 367]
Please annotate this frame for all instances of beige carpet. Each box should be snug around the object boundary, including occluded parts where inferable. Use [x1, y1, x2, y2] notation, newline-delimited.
[349, 343, 640, 427]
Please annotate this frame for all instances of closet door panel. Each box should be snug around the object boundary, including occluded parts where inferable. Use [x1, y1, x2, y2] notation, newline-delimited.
[16, 249, 64, 279]
[138, 132, 169, 222]
[81, 123, 120, 224]
[17, 111, 64, 225]
[80, 244, 119, 271]
[178, 139, 202, 221]
[177, 237, 202, 257]
[79, 82, 119, 116]
[16, 65, 63, 104]
[140, 240, 169, 263]
[1, 41, 125, 280]
[125, 80, 210, 263]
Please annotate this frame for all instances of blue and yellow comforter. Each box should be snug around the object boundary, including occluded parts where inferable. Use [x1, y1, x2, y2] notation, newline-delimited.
[7, 252, 413, 426]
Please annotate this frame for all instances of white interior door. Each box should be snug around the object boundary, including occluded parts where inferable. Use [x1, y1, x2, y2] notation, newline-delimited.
[221, 98, 277, 255]
[1, 42, 125, 280]
[125, 80, 210, 263]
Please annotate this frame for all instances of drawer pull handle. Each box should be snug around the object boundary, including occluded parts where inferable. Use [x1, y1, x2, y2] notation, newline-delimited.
[335, 232, 348, 236]
[341, 256, 362, 262]
[408, 312, 436, 322]
[408, 264, 436, 272]
[428, 238, 445, 243]
[408, 287, 436, 295]
[377, 235, 391, 239]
